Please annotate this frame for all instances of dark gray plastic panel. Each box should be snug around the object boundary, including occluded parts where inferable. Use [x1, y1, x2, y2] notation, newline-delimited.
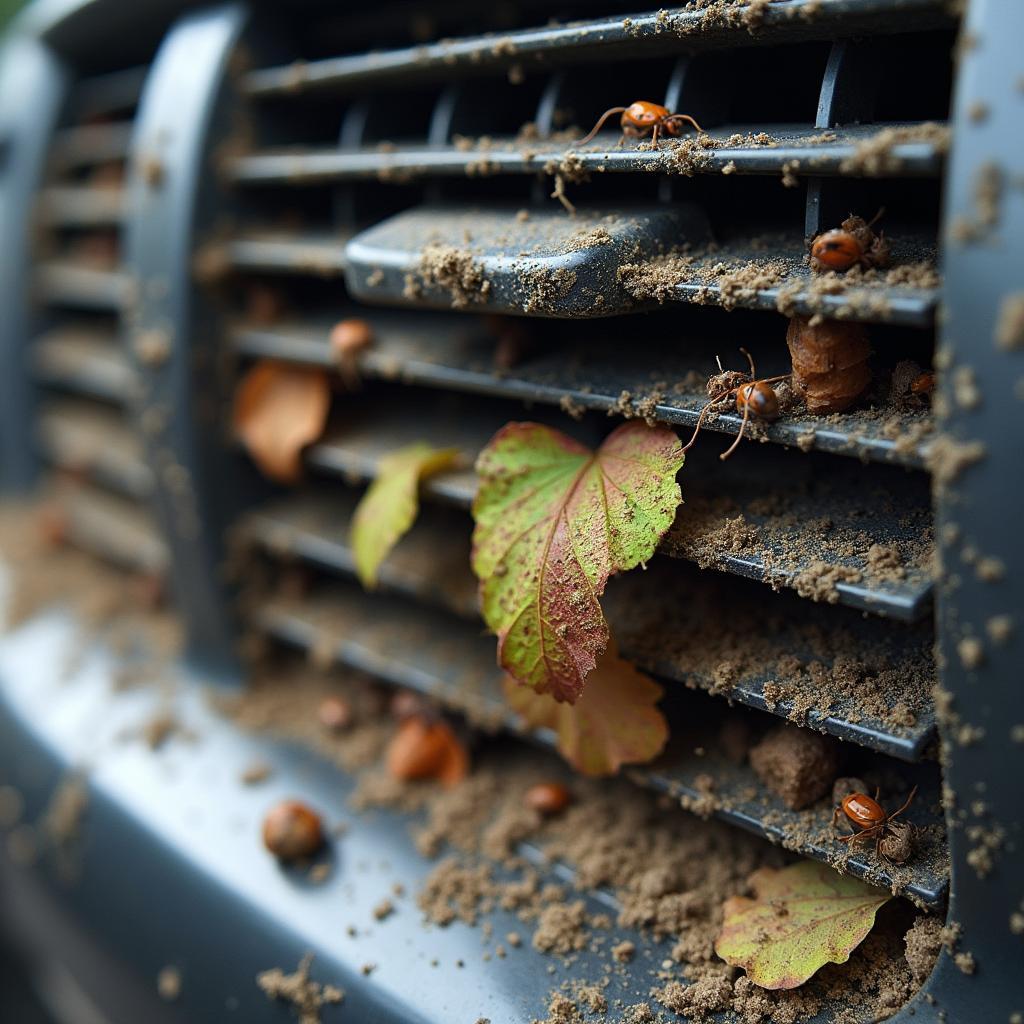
[345, 202, 710, 317]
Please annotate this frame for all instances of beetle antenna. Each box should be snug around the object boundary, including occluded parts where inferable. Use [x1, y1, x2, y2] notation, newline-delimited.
[866, 206, 886, 229]
[576, 107, 628, 146]
[663, 112, 703, 133]
[739, 346, 756, 380]
[887, 785, 918, 823]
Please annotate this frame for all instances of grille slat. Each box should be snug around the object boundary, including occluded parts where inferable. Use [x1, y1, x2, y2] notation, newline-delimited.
[50, 483, 168, 575]
[253, 581, 946, 907]
[31, 326, 133, 403]
[48, 121, 134, 171]
[34, 261, 129, 310]
[242, 0, 952, 98]
[229, 229, 938, 326]
[226, 232, 352, 277]
[235, 321, 934, 468]
[36, 185, 125, 228]
[36, 400, 152, 500]
[230, 122, 947, 186]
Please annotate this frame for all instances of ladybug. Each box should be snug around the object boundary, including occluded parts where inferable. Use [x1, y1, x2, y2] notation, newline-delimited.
[577, 100, 703, 146]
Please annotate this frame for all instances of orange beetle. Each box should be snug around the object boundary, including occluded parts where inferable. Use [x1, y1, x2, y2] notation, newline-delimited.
[684, 349, 788, 461]
[577, 100, 703, 146]
[832, 785, 918, 863]
[809, 209, 890, 273]
[736, 380, 780, 422]
[910, 371, 936, 396]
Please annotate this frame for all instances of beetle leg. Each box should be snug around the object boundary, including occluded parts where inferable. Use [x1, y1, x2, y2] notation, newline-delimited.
[719, 392, 752, 460]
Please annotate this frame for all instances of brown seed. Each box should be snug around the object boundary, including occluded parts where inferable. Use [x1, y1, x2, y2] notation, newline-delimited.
[131, 572, 165, 610]
[262, 800, 324, 862]
[246, 284, 286, 326]
[37, 504, 68, 548]
[386, 717, 468, 787]
[389, 690, 427, 721]
[317, 696, 352, 732]
[524, 782, 571, 815]
[329, 318, 374, 363]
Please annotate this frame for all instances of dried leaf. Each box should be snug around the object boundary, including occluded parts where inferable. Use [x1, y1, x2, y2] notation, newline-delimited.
[351, 443, 460, 588]
[504, 641, 668, 776]
[233, 360, 330, 484]
[715, 861, 891, 990]
[473, 421, 683, 703]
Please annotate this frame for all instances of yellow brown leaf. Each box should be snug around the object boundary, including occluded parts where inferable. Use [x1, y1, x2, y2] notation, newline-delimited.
[232, 360, 330, 484]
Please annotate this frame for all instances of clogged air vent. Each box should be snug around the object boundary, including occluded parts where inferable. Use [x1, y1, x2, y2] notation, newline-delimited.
[201, 0, 958, 934]
[29, 61, 169, 586]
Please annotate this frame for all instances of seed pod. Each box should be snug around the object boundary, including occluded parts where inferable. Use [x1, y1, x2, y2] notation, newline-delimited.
[330, 318, 374, 386]
[262, 800, 324, 862]
[317, 696, 352, 732]
[878, 820, 917, 865]
[786, 316, 872, 414]
[386, 717, 467, 787]
[37, 504, 68, 548]
[524, 782, 572, 815]
[389, 689, 428, 721]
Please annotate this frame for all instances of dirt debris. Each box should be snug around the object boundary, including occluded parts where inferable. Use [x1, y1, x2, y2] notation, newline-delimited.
[749, 726, 839, 810]
[995, 292, 1024, 349]
[838, 123, 950, 176]
[405, 244, 492, 309]
[256, 954, 343, 1024]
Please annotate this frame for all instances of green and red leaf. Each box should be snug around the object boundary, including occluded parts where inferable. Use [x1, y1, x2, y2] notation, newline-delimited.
[504, 640, 669, 776]
[472, 421, 683, 703]
[351, 443, 460, 588]
[715, 861, 891, 990]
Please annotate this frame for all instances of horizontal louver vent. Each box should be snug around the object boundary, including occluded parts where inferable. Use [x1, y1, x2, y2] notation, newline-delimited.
[207, 0, 956, 926]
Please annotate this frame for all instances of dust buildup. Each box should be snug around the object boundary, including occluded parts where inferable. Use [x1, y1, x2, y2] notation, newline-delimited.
[222, 664, 394, 776]
[407, 244, 492, 309]
[256, 953, 343, 1024]
[923, 434, 986, 486]
[157, 966, 182, 1002]
[995, 292, 1024, 350]
[654, 975, 732, 1021]
[532, 900, 589, 953]
[0, 500, 182, 685]
[221, 653, 938, 1024]
[748, 726, 839, 810]
[838, 123, 950, 175]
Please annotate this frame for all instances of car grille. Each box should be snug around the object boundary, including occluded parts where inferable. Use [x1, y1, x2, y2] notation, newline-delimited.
[179, 0, 962, 913]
